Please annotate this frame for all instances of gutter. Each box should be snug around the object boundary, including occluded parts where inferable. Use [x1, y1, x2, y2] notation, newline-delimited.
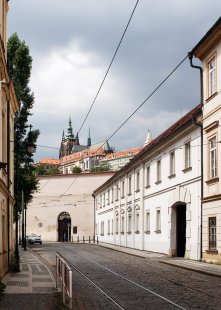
[188, 52, 204, 261]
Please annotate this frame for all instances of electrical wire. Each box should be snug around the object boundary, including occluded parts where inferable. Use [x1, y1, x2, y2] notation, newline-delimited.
[78, 0, 140, 135]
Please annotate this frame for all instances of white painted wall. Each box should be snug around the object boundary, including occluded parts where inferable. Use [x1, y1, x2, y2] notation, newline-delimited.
[26, 172, 114, 242]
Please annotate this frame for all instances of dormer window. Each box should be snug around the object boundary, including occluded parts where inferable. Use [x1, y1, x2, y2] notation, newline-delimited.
[208, 56, 216, 97]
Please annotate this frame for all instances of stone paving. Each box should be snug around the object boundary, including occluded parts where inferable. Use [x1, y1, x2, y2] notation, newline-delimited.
[0, 246, 61, 310]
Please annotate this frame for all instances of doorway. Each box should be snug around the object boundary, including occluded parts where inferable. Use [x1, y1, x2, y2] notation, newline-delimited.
[58, 212, 71, 242]
[176, 204, 186, 257]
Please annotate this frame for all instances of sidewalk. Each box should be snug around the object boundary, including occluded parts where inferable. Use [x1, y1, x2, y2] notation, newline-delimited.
[97, 242, 221, 278]
[0, 246, 59, 310]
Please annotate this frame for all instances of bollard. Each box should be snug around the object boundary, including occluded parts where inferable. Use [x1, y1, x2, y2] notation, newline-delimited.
[89, 236, 90, 243]
[77, 236, 79, 243]
[83, 236, 85, 243]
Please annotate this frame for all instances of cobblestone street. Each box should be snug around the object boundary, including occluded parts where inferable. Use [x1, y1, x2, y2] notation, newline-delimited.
[8, 242, 220, 310]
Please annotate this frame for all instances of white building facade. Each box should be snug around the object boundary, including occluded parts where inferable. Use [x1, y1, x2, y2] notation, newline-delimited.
[191, 17, 221, 263]
[26, 172, 114, 242]
[94, 105, 202, 260]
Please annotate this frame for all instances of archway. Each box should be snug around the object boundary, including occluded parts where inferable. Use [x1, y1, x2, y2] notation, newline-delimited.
[58, 212, 71, 242]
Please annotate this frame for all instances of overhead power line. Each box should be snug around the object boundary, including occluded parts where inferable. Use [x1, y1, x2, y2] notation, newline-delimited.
[78, 0, 140, 135]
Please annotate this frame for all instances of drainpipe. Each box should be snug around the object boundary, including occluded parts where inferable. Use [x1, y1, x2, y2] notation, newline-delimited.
[188, 52, 203, 261]
[7, 94, 10, 267]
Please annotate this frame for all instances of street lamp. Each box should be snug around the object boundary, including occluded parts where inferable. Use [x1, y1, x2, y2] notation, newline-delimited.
[14, 124, 36, 270]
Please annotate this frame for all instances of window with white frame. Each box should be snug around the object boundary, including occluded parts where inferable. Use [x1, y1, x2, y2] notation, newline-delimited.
[100, 195, 102, 208]
[122, 181, 125, 197]
[146, 166, 150, 187]
[116, 184, 119, 200]
[169, 151, 175, 176]
[116, 218, 119, 234]
[96, 223, 99, 235]
[103, 193, 106, 207]
[156, 209, 161, 232]
[208, 57, 216, 97]
[209, 136, 217, 179]
[145, 211, 150, 233]
[112, 219, 114, 234]
[184, 141, 191, 169]
[128, 214, 132, 233]
[135, 213, 140, 232]
[111, 187, 114, 203]
[121, 216, 124, 233]
[209, 217, 216, 250]
[128, 176, 132, 195]
[101, 221, 104, 235]
[108, 220, 110, 235]
[136, 171, 140, 191]
[107, 190, 110, 204]
[156, 159, 161, 182]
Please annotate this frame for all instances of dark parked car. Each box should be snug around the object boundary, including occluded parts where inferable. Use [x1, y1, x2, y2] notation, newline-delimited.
[27, 233, 42, 244]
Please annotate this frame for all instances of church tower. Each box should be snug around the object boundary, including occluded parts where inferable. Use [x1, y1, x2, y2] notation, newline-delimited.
[59, 118, 75, 158]
[87, 127, 91, 147]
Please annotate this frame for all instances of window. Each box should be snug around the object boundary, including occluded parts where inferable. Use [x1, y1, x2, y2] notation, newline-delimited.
[111, 187, 114, 203]
[146, 166, 150, 187]
[73, 226, 77, 234]
[135, 213, 140, 233]
[121, 216, 124, 233]
[107, 190, 110, 204]
[122, 181, 125, 197]
[96, 223, 99, 235]
[156, 159, 161, 182]
[116, 184, 119, 200]
[145, 212, 150, 233]
[111, 219, 114, 234]
[103, 193, 105, 207]
[208, 57, 216, 97]
[108, 220, 110, 235]
[169, 151, 175, 175]
[210, 137, 217, 179]
[209, 217, 216, 250]
[128, 214, 132, 233]
[136, 171, 140, 191]
[156, 209, 161, 232]
[128, 176, 132, 195]
[101, 221, 104, 235]
[116, 218, 119, 234]
[184, 141, 191, 169]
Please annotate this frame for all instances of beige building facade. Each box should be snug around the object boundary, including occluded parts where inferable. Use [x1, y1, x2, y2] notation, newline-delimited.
[0, 0, 19, 277]
[191, 17, 221, 263]
[26, 172, 114, 242]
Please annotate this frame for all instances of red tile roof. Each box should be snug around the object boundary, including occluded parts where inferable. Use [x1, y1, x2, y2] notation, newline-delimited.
[60, 148, 106, 164]
[104, 147, 143, 159]
[38, 158, 60, 165]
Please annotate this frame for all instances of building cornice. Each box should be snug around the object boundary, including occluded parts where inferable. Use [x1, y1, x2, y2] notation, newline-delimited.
[202, 194, 221, 203]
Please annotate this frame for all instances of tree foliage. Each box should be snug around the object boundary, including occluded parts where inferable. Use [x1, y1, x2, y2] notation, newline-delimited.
[7, 33, 40, 211]
[72, 166, 82, 173]
[34, 165, 60, 176]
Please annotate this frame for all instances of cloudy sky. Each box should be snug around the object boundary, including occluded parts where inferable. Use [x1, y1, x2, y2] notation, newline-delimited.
[8, 0, 221, 160]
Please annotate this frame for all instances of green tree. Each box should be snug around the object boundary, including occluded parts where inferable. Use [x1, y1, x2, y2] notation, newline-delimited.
[45, 167, 60, 175]
[72, 166, 82, 173]
[7, 33, 40, 211]
[90, 164, 110, 172]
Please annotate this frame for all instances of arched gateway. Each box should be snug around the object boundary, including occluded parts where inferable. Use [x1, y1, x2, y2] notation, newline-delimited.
[58, 212, 71, 242]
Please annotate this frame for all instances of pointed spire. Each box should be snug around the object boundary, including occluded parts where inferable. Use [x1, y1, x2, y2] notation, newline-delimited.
[62, 130, 65, 141]
[75, 132, 79, 145]
[67, 117, 74, 139]
[87, 127, 91, 147]
[144, 129, 152, 146]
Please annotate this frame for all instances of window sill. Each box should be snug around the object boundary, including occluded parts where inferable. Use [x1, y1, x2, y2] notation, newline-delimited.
[127, 231, 131, 234]
[127, 193, 132, 196]
[121, 196, 125, 199]
[120, 232, 124, 235]
[206, 91, 218, 103]
[206, 177, 219, 185]
[182, 167, 192, 173]
[168, 174, 176, 179]
[135, 230, 140, 234]
[115, 232, 118, 235]
[115, 199, 119, 202]
[206, 249, 218, 255]
[100, 234, 104, 236]
[155, 230, 161, 234]
[135, 189, 140, 193]
[144, 231, 150, 234]
[145, 185, 151, 189]
[155, 180, 162, 185]
[107, 233, 110, 235]
[107, 203, 110, 206]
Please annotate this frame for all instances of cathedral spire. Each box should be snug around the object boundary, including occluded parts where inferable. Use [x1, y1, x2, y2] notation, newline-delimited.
[144, 129, 152, 146]
[67, 117, 74, 139]
[62, 130, 65, 141]
[87, 127, 91, 147]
